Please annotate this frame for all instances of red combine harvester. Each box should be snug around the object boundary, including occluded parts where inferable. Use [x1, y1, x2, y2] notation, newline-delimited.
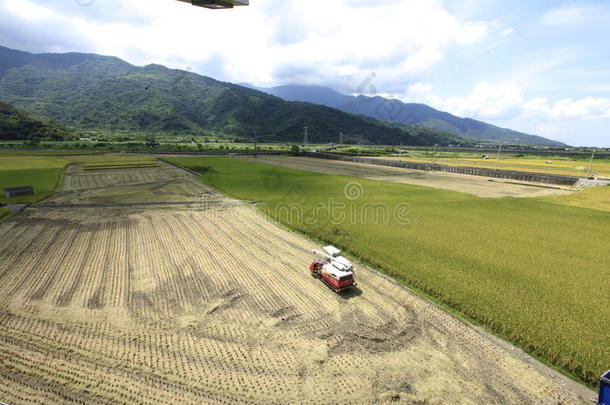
[309, 246, 356, 293]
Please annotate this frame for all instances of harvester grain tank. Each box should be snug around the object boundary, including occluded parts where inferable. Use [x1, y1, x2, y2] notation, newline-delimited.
[310, 246, 356, 293]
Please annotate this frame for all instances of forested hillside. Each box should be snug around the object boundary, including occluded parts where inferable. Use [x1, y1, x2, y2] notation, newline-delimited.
[0, 100, 70, 140]
[0, 46, 461, 145]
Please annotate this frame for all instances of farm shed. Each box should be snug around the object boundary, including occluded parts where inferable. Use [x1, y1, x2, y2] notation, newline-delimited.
[4, 186, 34, 198]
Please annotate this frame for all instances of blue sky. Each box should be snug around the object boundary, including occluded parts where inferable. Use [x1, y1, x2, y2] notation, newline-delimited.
[0, 0, 609, 146]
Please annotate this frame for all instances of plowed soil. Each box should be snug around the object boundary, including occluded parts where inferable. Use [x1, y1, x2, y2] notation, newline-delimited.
[0, 163, 594, 404]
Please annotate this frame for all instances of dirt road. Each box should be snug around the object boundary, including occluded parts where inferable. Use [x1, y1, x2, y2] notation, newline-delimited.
[0, 163, 594, 404]
[239, 156, 575, 198]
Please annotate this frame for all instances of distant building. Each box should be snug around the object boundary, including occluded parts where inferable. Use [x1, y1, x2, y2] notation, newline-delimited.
[79, 138, 94, 142]
[4, 186, 34, 198]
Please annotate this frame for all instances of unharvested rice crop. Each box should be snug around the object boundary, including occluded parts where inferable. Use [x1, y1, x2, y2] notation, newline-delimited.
[540, 184, 610, 212]
[369, 154, 610, 178]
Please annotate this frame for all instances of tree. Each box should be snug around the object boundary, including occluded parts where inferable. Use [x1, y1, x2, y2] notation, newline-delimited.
[146, 135, 159, 149]
[290, 144, 301, 155]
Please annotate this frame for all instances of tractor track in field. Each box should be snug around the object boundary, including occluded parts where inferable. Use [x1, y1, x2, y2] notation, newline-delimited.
[0, 161, 595, 404]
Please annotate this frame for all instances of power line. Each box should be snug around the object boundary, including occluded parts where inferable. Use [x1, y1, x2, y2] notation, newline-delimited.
[495, 145, 502, 170]
[587, 151, 596, 178]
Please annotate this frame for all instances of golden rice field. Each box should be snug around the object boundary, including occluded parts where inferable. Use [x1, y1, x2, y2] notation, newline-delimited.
[540, 185, 610, 212]
[371, 154, 610, 178]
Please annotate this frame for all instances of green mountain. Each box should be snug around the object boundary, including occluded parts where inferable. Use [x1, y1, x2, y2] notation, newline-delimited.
[0, 46, 462, 145]
[249, 84, 566, 146]
[0, 100, 70, 141]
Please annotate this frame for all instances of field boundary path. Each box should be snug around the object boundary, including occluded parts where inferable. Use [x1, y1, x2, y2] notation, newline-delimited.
[306, 151, 581, 185]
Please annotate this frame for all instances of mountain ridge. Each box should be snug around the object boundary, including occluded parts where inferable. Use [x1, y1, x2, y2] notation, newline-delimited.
[246, 84, 565, 146]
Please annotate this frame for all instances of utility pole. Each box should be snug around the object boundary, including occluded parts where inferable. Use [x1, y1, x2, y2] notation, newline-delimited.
[339, 132, 343, 145]
[587, 150, 596, 178]
[495, 145, 502, 170]
[432, 144, 438, 164]
[303, 126, 309, 146]
[253, 130, 257, 158]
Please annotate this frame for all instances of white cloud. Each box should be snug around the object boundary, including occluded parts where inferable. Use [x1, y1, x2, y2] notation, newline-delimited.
[4, 0, 51, 21]
[404, 81, 610, 145]
[406, 81, 610, 122]
[540, 3, 610, 26]
[0, 0, 496, 88]
[405, 83, 434, 102]
[406, 80, 524, 120]
[523, 97, 610, 121]
[500, 27, 514, 36]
